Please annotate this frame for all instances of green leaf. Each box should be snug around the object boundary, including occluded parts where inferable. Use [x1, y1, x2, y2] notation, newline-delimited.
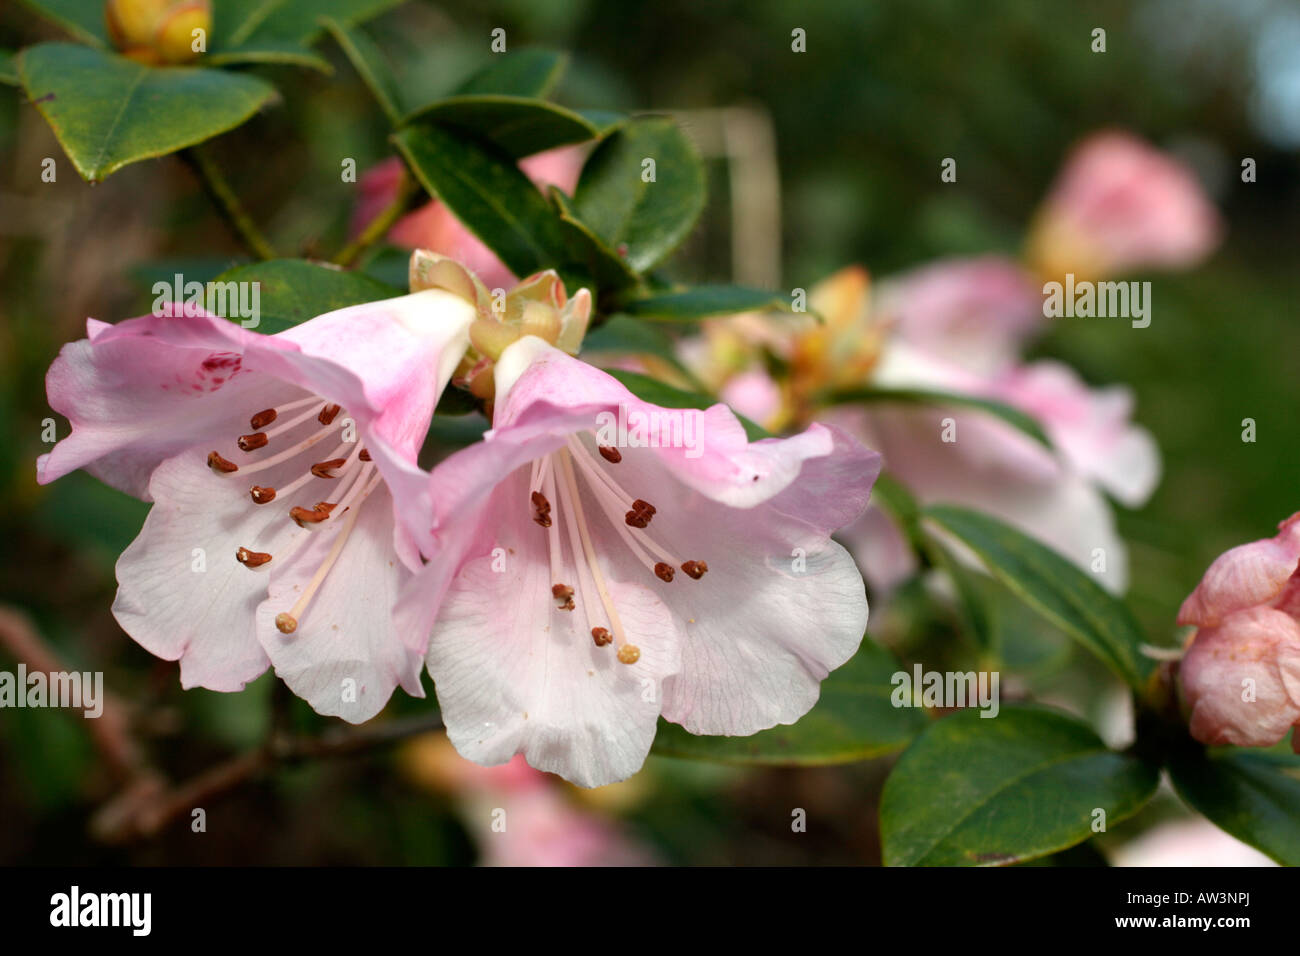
[453, 48, 567, 98]
[825, 386, 1052, 448]
[572, 116, 705, 272]
[209, 259, 401, 334]
[18, 43, 276, 182]
[322, 16, 405, 123]
[923, 505, 1153, 689]
[402, 95, 622, 158]
[605, 368, 770, 441]
[1169, 746, 1300, 865]
[881, 706, 1159, 866]
[550, 187, 640, 294]
[16, 0, 109, 46]
[652, 638, 928, 766]
[393, 123, 570, 280]
[0, 51, 17, 86]
[619, 284, 792, 321]
[215, 0, 403, 50]
[206, 43, 333, 73]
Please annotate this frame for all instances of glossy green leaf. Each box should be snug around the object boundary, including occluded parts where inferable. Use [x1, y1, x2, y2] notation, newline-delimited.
[0, 51, 17, 86]
[393, 123, 570, 280]
[1169, 746, 1300, 865]
[214, 0, 403, 50]
[572, 117, 705, 272]
[206, 43, 333, 73]
[16, 0, 109, 46]
[209, 259, 401, 334]
[550, 187, 640, 293]
[653, 638, 928, 765]
[619, 285, 792, 321]
[453, 48, 567, 98]
[402, 96, 622, 158]
[19, 43, 276, 182]
[881, 706, 1159, 866]
[605, 368, 769, 441]
[322, 16, 404, 122]
[923, 505, 1152, 689]
[825, 386, 1051, 448]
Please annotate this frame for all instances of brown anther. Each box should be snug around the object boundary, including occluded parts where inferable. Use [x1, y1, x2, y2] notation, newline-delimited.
[313, 502, 337, 515]
[591, 627, 613, 647]
[235, 547, 273, 568]
[617, 644, 641, 664]
[249, 408, 277, 429]
[290, 505, 331, 527]
[632, 499, 657, 516]
[275, 613, 298, 634]
[531, 491, 552, 527]
[310, 458, 347, 479]
[598, 445, 622, 464]
[207, 451, 238, 474]
[624, 510, 650, 529]
[359, 448, 372, 462]
[560, 597, 576, 611]
[318, 404, 341, 425]
[237, 432, 269, 452]
[552, 584, 574, 599]
[249, 485, 276, 505]
[681, 560, 709, 580]
[654, 562, 675, 582]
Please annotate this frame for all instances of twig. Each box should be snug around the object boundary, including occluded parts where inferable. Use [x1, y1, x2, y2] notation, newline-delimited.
[333, 168, 421, 267]
[180, 145, 277, 261]
[0, 606, 143, 784]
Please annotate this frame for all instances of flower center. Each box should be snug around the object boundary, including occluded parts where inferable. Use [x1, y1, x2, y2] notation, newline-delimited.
[205, 395, 381, 635]
[529, 436, 708, 664]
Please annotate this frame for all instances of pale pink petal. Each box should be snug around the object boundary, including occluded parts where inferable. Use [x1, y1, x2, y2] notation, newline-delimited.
[1178, 514, 1300, 627]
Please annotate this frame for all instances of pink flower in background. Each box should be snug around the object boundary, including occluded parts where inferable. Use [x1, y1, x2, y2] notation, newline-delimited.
[354, 147, 586, 291]
[399, 336, 880, 787]
[1177, 514, 1300, 750]
[1026, 130, 1223, 280]
[1110, 818, 1277, 867]
[38, 291, 476, 721]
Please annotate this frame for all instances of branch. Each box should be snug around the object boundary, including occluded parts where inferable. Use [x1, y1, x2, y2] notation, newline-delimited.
[180, 145, 277, 261]
[333, 167, 421, 267]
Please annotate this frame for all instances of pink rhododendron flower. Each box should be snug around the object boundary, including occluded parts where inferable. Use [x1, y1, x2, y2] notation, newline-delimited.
[354, 147, 585, 291]
[1177, 514, 1300, 750]
[38, 290, 476, 721]
[1026, 130, 1223, 280]
[398, 336, 880, 787]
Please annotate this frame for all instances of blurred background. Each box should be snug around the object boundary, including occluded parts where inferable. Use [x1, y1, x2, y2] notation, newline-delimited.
[1, 0, 1297, 865]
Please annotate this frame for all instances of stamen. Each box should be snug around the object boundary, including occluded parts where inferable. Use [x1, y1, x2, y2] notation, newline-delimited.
[592, 627, 612, 646]
[310, 458, 348, 479]
[318, 404, 341, 425]
[250, 408, 277, 430]
[262, 401, 329, 441]
[290, 504, 332, 527]
[207, 451, 238, 474]
[681, 560, 709, 580]
[625, 498, 656, 528]
[654, 562, 675, 582]
[552, 583, 576, 612]
[598, 445, 622, 463]
[617, 645, 641, 664]
[235, 547, 272, 568]
[237, 432, 269, 452]
[359, 448, 371, 462]
[250, 485, 276, 504]
[231, 421, 342, 476]
[275, 613, 297, 634]
[531, 490, 552, 528]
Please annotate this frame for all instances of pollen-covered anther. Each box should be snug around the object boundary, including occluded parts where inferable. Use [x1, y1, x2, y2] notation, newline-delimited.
[681, 560, 708, 580]
[310, 458, 347, 479]
[237, 432, 269, 452]
[318, 404, 341, 425]
[275, 613, 297, 634]
[249, 408, 277, 429]
[598, 445, 622, 464]
[624, 499, 656, 528]
[359, 448, 372, 462]
[654, 562, 675, 582]
[591, 627, 613, 647]
[290, 504, 332, 527]
[249, 485, 276, 504]
[207, 451, 238, 474]
[235, 547, 272, 568]
[531, 491, 553, 528]
[617, 644, 641, 664]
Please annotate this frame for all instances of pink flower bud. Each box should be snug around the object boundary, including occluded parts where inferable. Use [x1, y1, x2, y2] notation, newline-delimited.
[1178, 513, 1300, 627]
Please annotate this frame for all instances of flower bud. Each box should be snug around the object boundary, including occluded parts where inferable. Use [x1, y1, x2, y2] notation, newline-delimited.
[105, 0, 210, 65]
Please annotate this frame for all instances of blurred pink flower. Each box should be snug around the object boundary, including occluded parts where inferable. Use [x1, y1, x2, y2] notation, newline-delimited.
[1026, 130, 1222, 280]
[1110, 818, 1277, 867]
[1177, 514, 1300, 750]
[353, 147, 586, 291]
